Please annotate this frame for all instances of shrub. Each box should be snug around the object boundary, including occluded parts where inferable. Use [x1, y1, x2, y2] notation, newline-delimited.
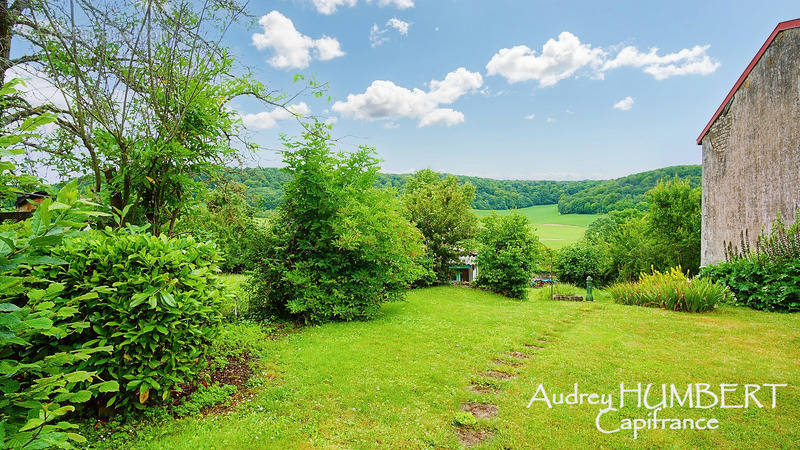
[475, 213, 540, 299]
[38, 230, 224, 413]
[248, 123, 425, 323]
[0, 182, 120, 448]
[175, 182, 267, 273]
[609, 267, 730, 312]
[701, 216, 800, 312]
[554, 241, 609, 286]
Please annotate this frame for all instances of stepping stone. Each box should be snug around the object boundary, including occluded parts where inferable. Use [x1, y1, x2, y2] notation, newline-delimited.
[493, 358, 522, 367]
[482, 370, 515, 380]
[504, 351, 530, 360]
[455, 426, 494, 447]
[468, 384, 499, 394]
[462, 402, 498, 419]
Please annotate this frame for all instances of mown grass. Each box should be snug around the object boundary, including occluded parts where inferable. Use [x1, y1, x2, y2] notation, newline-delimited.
[473, 205, 601, 249]
[113, 286, 799, 448]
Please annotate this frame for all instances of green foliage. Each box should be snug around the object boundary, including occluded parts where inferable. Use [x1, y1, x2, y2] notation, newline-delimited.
[554, 241, 609, 286]
[558, 165, 701, 214]
[172, 383, 237, 418]
[39, 231, 224, 414]
[0, 182, 119, 449]
[452, 412, 478, 427]
[645, 179, 702, 275]
[583, 180, 702, 283]
[176, 182, 268, 272]
[609, 267, 730, 312]
[248, 123, 425, 323]
[475, 213, 540, 298]
[221, 165, 701, 216]
[401, 169, 477, 283]
[701, 216, 800, 312]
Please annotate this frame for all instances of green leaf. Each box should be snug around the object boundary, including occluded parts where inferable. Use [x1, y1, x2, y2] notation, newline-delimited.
[96, 381, 120, 393]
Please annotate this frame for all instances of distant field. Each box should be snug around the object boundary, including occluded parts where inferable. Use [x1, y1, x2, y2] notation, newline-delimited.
[474, 204, 601, 248]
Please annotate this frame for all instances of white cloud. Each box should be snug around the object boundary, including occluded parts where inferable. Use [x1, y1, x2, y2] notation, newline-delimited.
[524, 113, 536, 120]
[602, 45, 719, 79]
[486, 32, 605, 86]
[332, 67, 483, 127]
[252, 11, 344, 69]
[386, 18, 410, 35]
[312, 0, 413, 15]
[240, 102, 310, 130]
[369, 18, 411, 47]
[5, 64, 69, 110]
[487, 32, 719, 86]
[546, 117, 556, 123]
[383, 121, 400, 129]
[613, 96, 634, 111]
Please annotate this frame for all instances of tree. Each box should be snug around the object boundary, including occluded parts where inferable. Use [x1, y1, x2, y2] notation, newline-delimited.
[645, 179, 702, 274]
[554, 241, 609, 286]
[475, 213, 540, 299]
[2, 0, 314, 235]
[401, 169, 478, 283]
[248, 123, 425, 323]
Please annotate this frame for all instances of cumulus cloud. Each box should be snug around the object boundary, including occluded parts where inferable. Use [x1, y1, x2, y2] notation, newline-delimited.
[602, 45, 719, 79]
[486, 32, 605, 86]
[252, 11, 344, 69]
[613, 96, 634, 111]
[332, 67, 483, 127]
[312, 0, 413, 15]
[524, 113, 536, 120]
[370, 17, 411, 47]
[240, 103, 310, 130]
[486, 32, 719, 86]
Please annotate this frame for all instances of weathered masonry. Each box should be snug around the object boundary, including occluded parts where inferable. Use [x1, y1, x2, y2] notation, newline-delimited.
[697, 19, 800, 265]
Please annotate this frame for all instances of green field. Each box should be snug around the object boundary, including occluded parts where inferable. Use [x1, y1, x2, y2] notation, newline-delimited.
[116, 286, 800, 448]
[474, 204, 601, 248]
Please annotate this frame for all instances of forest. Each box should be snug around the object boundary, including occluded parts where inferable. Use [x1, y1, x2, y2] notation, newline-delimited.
[222, 164, 701, 214]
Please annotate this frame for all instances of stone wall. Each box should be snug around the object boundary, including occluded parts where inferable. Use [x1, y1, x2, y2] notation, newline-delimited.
[701, 28, 800, 265]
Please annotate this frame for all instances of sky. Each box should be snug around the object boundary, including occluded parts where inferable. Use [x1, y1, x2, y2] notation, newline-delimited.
[12, 1, 800, 181]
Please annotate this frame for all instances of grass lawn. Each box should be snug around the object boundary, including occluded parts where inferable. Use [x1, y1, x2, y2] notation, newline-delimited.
[119, 286, 799, 448]
[473, 205, 601, 249]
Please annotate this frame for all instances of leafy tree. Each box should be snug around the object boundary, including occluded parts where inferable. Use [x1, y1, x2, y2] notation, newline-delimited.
[175, 181, 267, 272]
[401, 169, 478, 283]
[554, 241, 610, 286]
[645, 179, 701, 274]
[2, 0, 313, 235]
[248, 123, 425, 323]
[475, 213, 540, 298]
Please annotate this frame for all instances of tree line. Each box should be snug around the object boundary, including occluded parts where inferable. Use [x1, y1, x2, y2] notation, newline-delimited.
[219, 165, 701, 214]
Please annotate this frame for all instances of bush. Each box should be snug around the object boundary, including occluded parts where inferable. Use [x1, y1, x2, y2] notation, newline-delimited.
[609, 267, 730, 312]
[475, 213, 540, 299]
[38, 230, 224, 413]
[248, 123, 425, 323]
[0, 182, 120, 448]
[175, 182, 267, 273]
[554, 241, 609, 286]
[701, 215, 800, 312]
[172, 383, 237, 417]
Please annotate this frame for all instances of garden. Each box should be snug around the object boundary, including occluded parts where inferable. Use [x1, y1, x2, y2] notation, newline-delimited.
[1, 1, 799, 449]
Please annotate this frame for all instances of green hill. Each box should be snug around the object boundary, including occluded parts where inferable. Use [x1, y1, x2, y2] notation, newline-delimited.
[474, 205, 601, 249]
[222, 165, 701, 215]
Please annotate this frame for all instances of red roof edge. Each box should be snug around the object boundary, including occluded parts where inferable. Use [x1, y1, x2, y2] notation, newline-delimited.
[696, 19, 800, 145]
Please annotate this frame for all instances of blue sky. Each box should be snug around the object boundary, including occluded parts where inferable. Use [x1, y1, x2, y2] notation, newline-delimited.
[227, 0, 799, 180]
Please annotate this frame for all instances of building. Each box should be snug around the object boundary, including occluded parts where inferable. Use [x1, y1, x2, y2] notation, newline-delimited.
[15, 191, 49, 212]
[449, 251, 478, 283]
[697, 19, 800, 265]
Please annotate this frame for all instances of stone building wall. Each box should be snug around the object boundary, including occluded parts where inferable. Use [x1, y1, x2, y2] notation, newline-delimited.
[700, 28, 800, 265]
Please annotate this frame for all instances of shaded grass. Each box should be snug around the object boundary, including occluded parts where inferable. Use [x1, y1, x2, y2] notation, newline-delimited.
[114, 286, 799, 448]
[473, 205, 601, 249]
